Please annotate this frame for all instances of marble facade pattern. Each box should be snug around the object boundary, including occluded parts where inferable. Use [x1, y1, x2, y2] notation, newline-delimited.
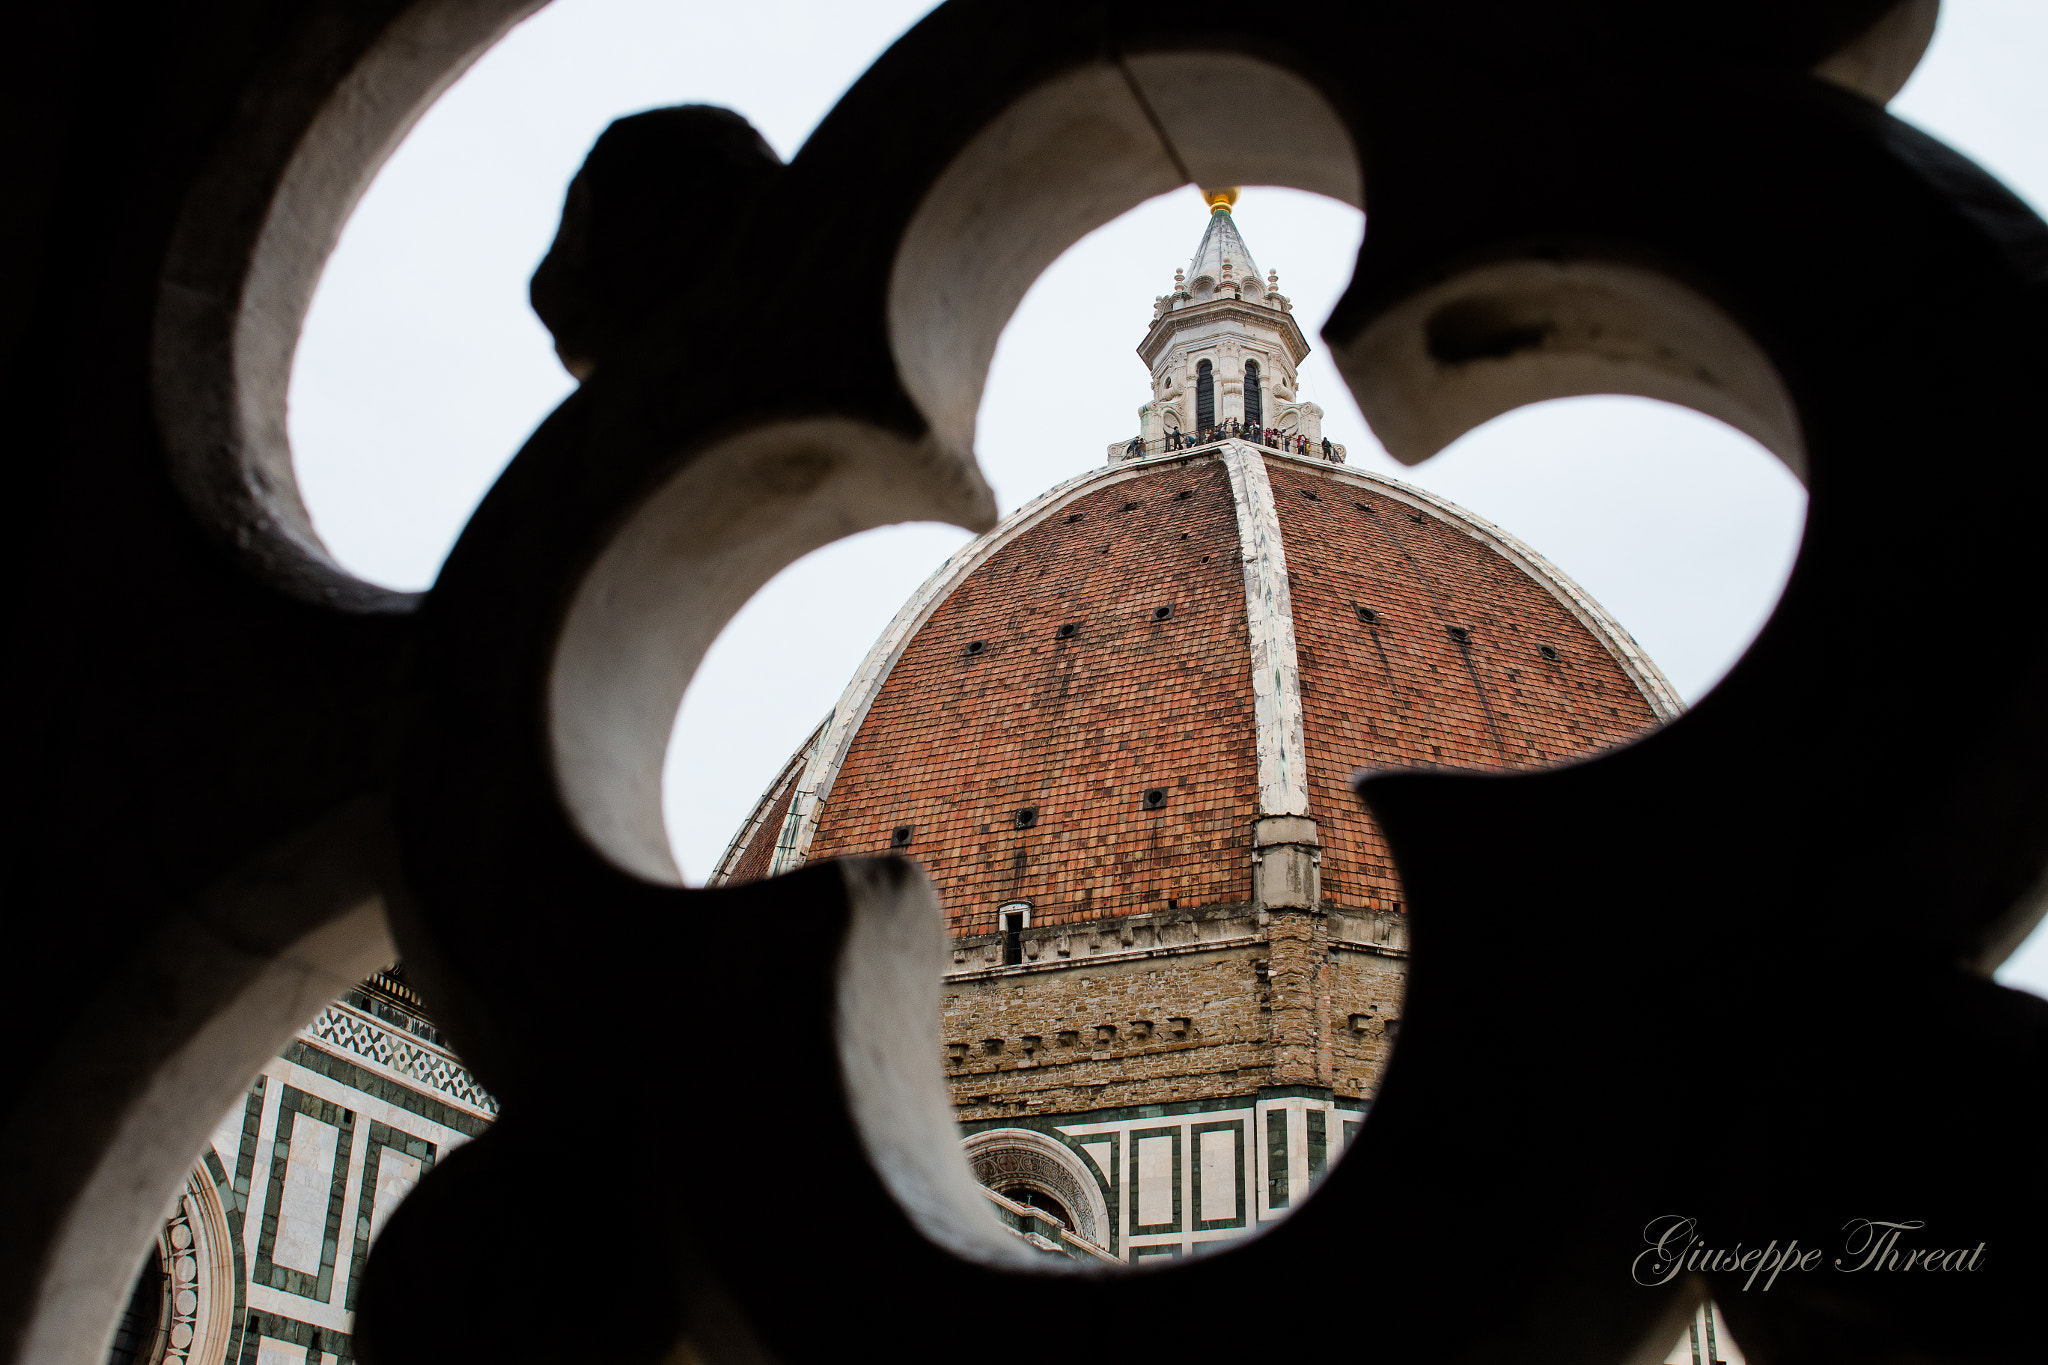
[964, 1092, 1365, 1263]
[129, 997, 490, 1365]
[307, 1002, 498, 1119]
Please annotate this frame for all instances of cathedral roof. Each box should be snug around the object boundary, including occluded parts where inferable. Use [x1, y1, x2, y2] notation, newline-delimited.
[713, 442, 1679, 923]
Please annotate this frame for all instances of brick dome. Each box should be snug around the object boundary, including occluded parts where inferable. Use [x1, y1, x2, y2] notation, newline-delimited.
[708, 203, 1678, 1263]
[712, 444, 1677, 928]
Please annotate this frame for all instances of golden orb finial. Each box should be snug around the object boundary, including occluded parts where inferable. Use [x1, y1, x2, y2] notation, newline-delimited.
[1202, 186, 1240, 213]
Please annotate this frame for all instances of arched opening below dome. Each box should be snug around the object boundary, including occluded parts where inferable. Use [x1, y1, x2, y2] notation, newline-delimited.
[1000, 1187, 1073, 1227]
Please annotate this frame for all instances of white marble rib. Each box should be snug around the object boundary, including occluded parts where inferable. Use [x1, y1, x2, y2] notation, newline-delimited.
[707, 712, 829, 886]
[1219, 441, 1312, 817]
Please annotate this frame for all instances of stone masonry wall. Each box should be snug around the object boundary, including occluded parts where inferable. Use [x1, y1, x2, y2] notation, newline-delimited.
[1327, 948, 1408, 1101]
[1264, 910, 1325, 1088]
[943, 939, 1272, 1123]
[942, 917, 1408, 1122]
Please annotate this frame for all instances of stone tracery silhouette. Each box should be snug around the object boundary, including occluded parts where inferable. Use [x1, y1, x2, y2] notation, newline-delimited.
[8, 3, 2046, 1364]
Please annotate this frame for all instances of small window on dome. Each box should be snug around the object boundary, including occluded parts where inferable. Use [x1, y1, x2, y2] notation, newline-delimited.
[999, 901, 1031, 966]
[1537, 644, 1562, 662]
[1447, 625, 1472, 644]
[1065, 512, 1086, 524]
[1301, 489, 1320, 502]
[889, 825, 914, 849]
[1175, 489, 1192, 501]
[1151, 604, 1174, 622]
[1354, 501, 1374, 513]
[1355, 605, 1380, 625]
[963, 639, 987, 657]
[1013, 807, 1039, 830]
[1142, 788, 1168, 811]
[1055, 622, 1079, 641]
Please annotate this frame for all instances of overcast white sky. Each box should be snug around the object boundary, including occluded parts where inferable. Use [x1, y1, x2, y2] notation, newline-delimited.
[290, 1, 2048, 993]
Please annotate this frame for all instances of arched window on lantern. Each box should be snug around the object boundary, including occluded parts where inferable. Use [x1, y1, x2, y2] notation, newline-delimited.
[1244, 360, 1263, 429]
[1196, 359, 1215, 430]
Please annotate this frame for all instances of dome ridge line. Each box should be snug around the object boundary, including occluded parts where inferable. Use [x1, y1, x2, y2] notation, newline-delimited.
[707, 709, 830, 885]
[1218, 441, 1311, 822]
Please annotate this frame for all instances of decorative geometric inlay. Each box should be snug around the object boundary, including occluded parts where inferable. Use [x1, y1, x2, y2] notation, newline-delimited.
[161, 1200, 199, 1364]
[306, 1003, 498, 1117]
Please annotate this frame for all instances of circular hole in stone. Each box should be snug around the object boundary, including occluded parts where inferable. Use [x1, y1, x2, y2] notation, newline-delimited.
[288, 0, 951, 591]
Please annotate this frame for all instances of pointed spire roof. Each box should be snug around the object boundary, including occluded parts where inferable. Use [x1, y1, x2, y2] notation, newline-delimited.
[1187, 199, 1259, 288]
[1136, 188, 1308, 370]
